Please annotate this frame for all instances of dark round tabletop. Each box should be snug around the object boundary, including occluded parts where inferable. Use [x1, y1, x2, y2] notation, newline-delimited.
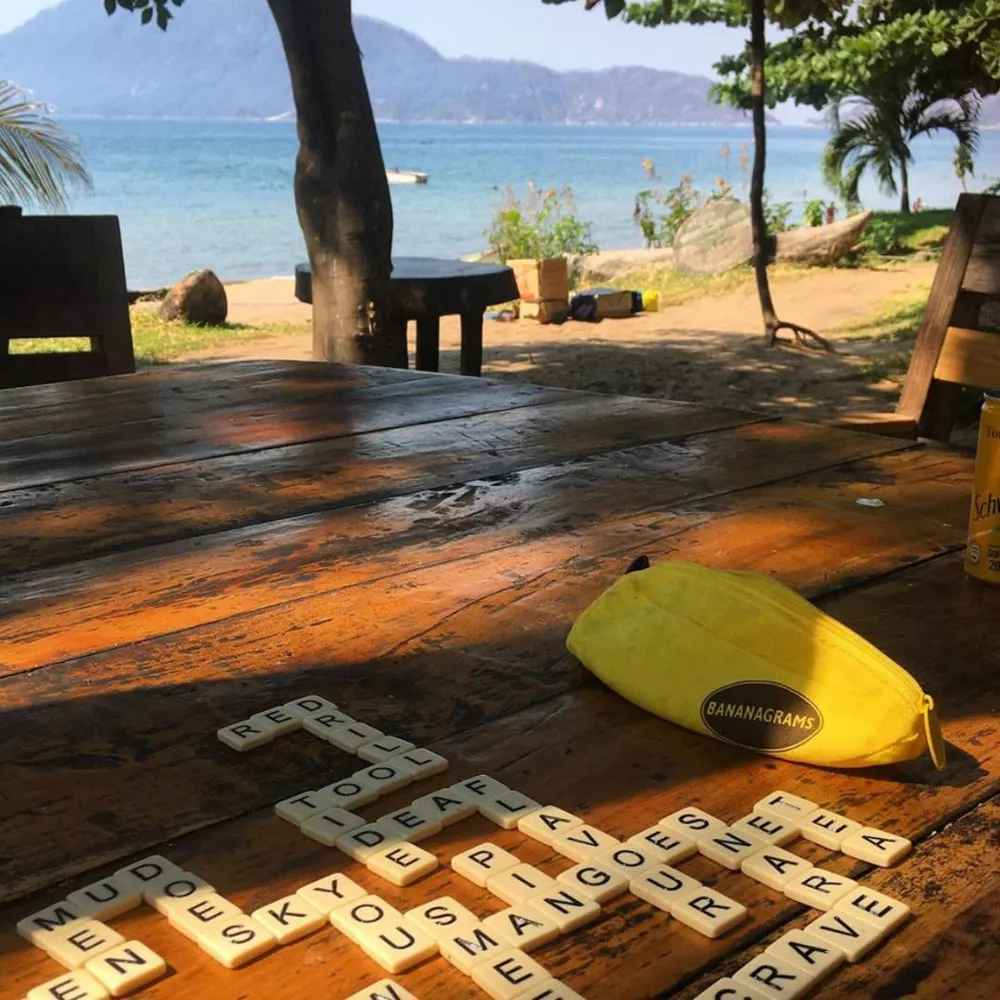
[294, 257, 518, 318]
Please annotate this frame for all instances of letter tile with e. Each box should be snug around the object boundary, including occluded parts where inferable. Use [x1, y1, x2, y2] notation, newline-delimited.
[472, 948, 552, 1000]
[27, 970, 110, 1000]
[366, 843, 439, 887]
[251, 894, 326, 945]
[250, 705, 301, 739]
[626, 825, 698, 865]
[84, 941, 168, 997]
[41, 921, 126, 971]
[833, 887, 911, 934]
[799, 809, 862, 850]
[730, 812, 799, 847]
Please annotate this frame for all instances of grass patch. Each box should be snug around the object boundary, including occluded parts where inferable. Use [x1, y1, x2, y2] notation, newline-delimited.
[875, 208, 952, 252]
[10, 306, 310, 366]
[605, 263, 812, 307]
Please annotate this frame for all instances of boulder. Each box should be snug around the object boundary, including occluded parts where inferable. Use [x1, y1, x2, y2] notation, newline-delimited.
[572, 247, 675, 285]
[160, 269, 228, 325]
[673, 198, 753, 275]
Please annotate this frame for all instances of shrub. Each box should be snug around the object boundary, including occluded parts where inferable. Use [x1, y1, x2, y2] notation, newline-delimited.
[803, 199, 826, 227]
[859, 217, 902, 256]
[487, 184, 598, 262]
[763, 189, 793, 235]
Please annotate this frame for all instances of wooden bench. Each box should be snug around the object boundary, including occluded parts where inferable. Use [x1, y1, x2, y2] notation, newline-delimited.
[840, 193, 1000, 441]
[0, 211, 135, 389]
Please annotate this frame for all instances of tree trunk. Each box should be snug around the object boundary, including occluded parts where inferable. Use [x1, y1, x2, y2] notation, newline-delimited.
[748, 0, 779, 341]
[267, 0, 396, 365]
[747, 0, 827, 350]
[899, 158, 911, 214]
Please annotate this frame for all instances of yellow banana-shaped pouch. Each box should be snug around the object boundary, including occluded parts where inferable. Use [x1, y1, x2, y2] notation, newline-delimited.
[567, 559, 945, 770]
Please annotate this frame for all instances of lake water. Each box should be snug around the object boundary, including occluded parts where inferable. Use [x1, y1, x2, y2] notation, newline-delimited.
[61, 119, 1000, 289]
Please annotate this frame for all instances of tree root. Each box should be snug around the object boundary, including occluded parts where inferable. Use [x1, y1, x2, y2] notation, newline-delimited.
[767, 320, 833, 352]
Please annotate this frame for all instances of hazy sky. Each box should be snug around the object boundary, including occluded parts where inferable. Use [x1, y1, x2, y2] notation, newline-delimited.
[5, 0, 812, 121]
[4, 0, 748, 77]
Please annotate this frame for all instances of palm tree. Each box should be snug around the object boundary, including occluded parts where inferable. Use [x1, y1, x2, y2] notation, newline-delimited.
[0, 81, 91, 210]
[823, 89, 980, 214]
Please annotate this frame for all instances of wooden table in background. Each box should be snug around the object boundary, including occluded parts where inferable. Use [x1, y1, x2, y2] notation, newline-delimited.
[295, 258, 519, 376]
[0, 361, 996, 999]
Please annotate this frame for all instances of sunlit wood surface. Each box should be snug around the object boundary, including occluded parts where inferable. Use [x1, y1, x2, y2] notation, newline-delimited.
[0, 361, 996, 999]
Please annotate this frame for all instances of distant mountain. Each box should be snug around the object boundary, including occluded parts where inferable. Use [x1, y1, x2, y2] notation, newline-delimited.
[0, 0, 753, 126]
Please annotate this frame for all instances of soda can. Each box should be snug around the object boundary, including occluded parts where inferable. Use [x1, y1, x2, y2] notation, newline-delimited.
[966, 393, 1000, 584]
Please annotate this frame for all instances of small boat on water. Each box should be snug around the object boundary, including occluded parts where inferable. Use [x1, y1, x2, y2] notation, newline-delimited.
[387, 168, 429, 185]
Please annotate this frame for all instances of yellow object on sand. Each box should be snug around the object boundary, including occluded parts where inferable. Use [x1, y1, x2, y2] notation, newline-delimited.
[641, 289, 660, 312]
[567, 560, 945, 770]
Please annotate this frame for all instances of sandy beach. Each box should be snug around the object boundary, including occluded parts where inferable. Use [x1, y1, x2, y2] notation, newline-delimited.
[177, 260, 937, 423]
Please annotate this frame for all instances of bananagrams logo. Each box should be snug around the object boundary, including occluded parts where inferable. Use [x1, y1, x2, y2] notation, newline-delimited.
[700, 681, 823, 752]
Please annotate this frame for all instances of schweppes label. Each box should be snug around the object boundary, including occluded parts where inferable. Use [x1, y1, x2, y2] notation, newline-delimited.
[700, 681, 823, 752]
[966, 395, 1000, 585]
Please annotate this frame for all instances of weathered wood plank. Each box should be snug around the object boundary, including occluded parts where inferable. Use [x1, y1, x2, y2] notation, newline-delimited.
[0, 422, 917, 670]
[0, 362, 430, 440]
[679, 796, 1000, 998]
[1, 553, 995, 996]
[0, 461, 977, 901]
[0, 395, 764, 574]
[0, 377, 579, 490]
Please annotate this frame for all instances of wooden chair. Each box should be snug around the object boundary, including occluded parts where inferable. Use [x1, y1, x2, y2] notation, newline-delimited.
[0, 210, 135, 389]
[840, 193, 1000, 442]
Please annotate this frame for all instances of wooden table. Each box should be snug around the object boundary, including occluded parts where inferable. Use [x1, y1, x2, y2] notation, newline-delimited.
[295, 258, 519, 376]
[0, 361, 996, 999]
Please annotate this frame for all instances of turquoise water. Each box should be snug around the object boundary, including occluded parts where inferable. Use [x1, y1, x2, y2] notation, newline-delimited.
[63, 119, 1000, 288]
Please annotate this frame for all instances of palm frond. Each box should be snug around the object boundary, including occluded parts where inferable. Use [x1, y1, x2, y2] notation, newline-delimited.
[0, 81, 91, 210]
[823, 103, 901, 202]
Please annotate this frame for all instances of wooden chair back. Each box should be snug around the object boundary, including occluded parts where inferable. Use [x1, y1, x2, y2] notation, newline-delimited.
[895, 193, 1000, 440]
[0, 211, 135, 389]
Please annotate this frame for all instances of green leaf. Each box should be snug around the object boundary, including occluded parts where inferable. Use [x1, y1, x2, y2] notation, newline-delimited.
[604, 0, 627, 17]
[103, 0, 116, 15]
[141, 5, 153, 23]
